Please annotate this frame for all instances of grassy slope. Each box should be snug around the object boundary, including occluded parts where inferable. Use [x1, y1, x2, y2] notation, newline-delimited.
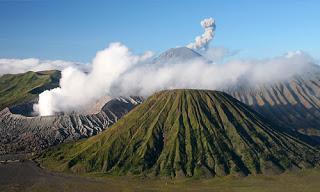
[0, 70, 61, 110]
[39, 89, 320, 178]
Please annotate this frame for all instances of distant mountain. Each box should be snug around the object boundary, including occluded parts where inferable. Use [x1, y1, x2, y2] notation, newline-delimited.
[226, 64, 320, 139]
[152, 47, 204, 64]
[39, 90, 320, 178]
[0, 70, 60, 112]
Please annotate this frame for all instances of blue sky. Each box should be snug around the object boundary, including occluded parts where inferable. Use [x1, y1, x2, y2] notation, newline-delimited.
[0, 0, 319, 62]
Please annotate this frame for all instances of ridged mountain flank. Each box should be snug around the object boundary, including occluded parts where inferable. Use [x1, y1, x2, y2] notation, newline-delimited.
[226, 64, 320, 138]
[39, 90, 320, 178]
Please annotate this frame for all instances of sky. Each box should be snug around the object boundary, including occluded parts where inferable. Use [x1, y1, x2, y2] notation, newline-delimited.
[0, 0, 319, 62]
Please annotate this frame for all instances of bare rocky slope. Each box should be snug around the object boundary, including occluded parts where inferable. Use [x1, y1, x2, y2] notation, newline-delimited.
[226, 65, 320, 139]
[0, 96, 143, 155]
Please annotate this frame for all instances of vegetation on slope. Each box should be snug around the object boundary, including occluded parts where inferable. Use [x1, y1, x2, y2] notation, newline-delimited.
[39, 89, 320, 178]
[0, 70, 61, 110]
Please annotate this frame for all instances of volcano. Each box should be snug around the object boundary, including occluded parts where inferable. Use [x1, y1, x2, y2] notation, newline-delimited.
[40, 89, 320, 178]
[152, 47, 204, 64]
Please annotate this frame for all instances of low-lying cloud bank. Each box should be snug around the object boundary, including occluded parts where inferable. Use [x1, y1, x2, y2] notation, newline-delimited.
[0, 58, 87, 75]
[34, 42, 316, 116]
[114, 49, 315, 96]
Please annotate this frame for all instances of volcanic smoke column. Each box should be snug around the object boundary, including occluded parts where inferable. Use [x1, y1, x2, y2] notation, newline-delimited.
[187, 18, 216, 50]
[34, 43, 153, 116]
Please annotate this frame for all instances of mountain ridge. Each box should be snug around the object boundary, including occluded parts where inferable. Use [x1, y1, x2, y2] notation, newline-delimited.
[226, 65, 320, 138]
[0, 70, 61, 111]
[152, 47, 204, 64]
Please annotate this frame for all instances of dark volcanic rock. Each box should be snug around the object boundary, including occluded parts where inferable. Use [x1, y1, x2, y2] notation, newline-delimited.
[0, 97, 143, 155]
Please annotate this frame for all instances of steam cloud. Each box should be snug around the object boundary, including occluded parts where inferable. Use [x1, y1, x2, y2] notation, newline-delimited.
[34, 43, 154, 116]
[187, 17, 216, 50]
[34, 42, 315, 116]
[113, 50, 314, 96]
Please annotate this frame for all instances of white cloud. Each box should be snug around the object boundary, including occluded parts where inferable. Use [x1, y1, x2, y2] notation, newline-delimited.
[35, 43, 154, 116]
[34, 42, 317, 116]
[113, 50, 315, 96]
[0, 58, 87, 75]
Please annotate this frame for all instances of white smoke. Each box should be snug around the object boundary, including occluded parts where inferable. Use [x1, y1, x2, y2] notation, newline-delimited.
[113, 49, 315, 96]
[34, 41, 316, 116]
[34, 43, 154, 116]
[0, 58, 86, 76]
[187, 18, 216, 50]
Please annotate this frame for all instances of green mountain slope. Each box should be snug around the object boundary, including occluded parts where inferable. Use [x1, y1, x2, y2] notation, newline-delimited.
[39, 89, 320, 178]
[0, 70, 61, 110]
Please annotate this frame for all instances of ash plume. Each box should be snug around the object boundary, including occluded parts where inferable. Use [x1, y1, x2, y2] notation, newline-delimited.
[187, 17, 216, 50]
